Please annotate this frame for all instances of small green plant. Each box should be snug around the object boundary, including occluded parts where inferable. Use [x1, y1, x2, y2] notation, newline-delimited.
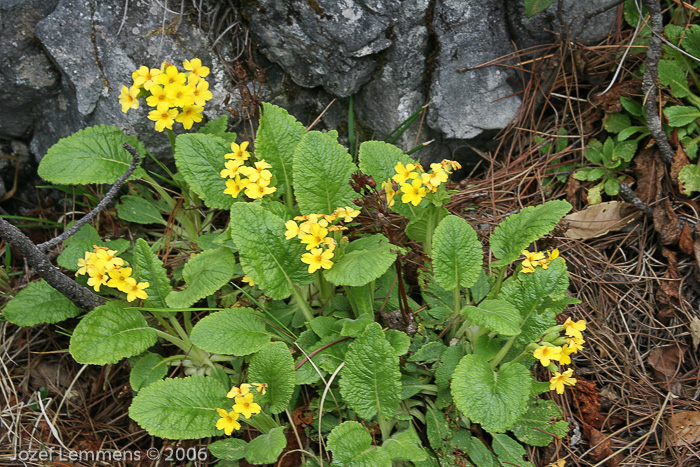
[1, 58, 583, 466]
[573, 136, 632, 204]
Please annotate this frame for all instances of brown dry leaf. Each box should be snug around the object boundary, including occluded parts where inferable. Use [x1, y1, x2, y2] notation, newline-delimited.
[671, 145, 691, 191]
[584, 424, 621, 467]
[653, 198, 681, 245]
[690, 317, 700, 351]
[564, 201, 641, 239]
[633, 148, 659, 204]
[573, 378, 604, 429]
[666, 411, 700, 447]
[647, 344, 687, 394]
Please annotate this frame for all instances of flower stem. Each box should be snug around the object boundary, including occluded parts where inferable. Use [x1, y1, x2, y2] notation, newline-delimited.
[291, 284, 315, 323]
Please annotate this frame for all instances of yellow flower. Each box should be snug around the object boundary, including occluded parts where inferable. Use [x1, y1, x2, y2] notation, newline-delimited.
[148, 103, 178, 132]
[334, 206, 361, 222]
[192, 79, 213, 107]
[225, 141, 251, 161]
[183, 58, 210, 80]
[175, 105, 204, 130]
[252, 382, 267, 395]
[242, 160, 273, 183]
[381, 180, 396, 207]
[227, 383, 251, 398]
[548, 248, 561, 261]
[547, 460, 566, 467]
[216, 409, 241, 435]
[301, 248, 334, 273]
[441, 159, 462, 171]
[564, 336, 585, 353]
[559, 348, 572, 365]
[106, 267, 134, 292]
[166, 82, 195, 108]
[132, 66, 161, 90]
[94, 247, 124, 271]
[223, 176, 250, 198]
[549, 368, 576, 394]
[76, 251, 94, 276]
[220, 159, 244, 179]
[300, 223, 329, 250]
[232, 393, 262, 419]
[392, 162, 419, 184]
[284, 220, 301, 240]
[145, 84, 169, 108]
[118, 85, 140, 113]
[244, 180, 277, 199]
[562, 317, 586, 339]
[533, 345, 563, 367]
[521, 249, 546, 273]
[125, 280, 149, 302]
[400, 179, 427, 206]
[241, 275, 255, 286]
[87, 271, 109, 292]
[156, 65, 186, 87]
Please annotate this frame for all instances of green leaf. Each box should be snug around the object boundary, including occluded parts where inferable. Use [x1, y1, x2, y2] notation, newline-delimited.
[435, 345, 464, 390]
[679, 162, 700, 195]
[612, 139, 637, 162]
[198, 115, 237, 144]
[208, 438, 247, 461]
[408, 341, 447, 363]
[37, 125, 145, 185]
[384, 329, 411, 356]
[56, 223, 129, 271]
[451, 354, 531, 433]
[255, 102, 306, 197]
[405, 205, 449, 243]
[468, 438, 500, 467]
[682, 24, 700, 58]
[511, 399, 569, 447]
[490, 200, 572, 267]
[461, 299, 522, 336]
[116, 195, 166, 225]
[573, 168, 593, 181]
[174, 133, 234, 209]
[129, 375, 229, 439]
[524, 0, 553, 17]
[327, 421, 392, 467]
[604, 113, 631, 133]
[499, 258, 570, 317]
[382, 428, 427, 462]
[248, 341, 296, 414]
[620, 96, 644, 118]
[245, 426, 287, 464]
[129, 352, 168, 391]
[228, 203, 312, 299]
[3, 280, 81, 326]
[586, 168, 608, 181]
[190, 308, 270, 356]
[658, 59, 692, 98]
[293, 131, 358, 215]
[133, 238, 172, 309]
[165, 248, 235, 308]
[617, 126, 647, 141]
[665, 105, 700, 127]
[433, 215, 483, 290]
[425, 407, 451, 450]
[70, 301, 157, 365]
[604, 176, 620, 196]
[339, 322, 401, 420]
[491, 433, 535, 467]
[587, 182, 603, 204]
[324, 234, 397, 287]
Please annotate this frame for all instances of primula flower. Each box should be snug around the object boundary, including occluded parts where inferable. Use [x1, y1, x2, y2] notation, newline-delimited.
[183, 58, 210, 79]
[145, 84, 169, 108]
[132, 66, 161, 90]
[106, 267, 134, 292]
[192, 79, 213, 106]
[392, 162, 419, 184]
[232, 393, 262, 419]
[176, 105, 204, 130]
[156, 65, 186, 86]
[334, 206, 361, 222]
[125, 280, 149, 302]
[216, 409, 241, 435]
[119, 85, 140, 113]
[166, 82, 195, 108]
[252, 382, 267, 395]
[244, 180, 277, 199]
[87, 271, 109, 292]
[223, 176, 250, 198]
[242, 160, 273, 183]
[220, 159, 244, 179]
[94, 247, 124, 270]
[550, 368, 576, 394]
[285, 220, 301, 240]
[148, 103, 178, 132]
[382, 180, 396, 207]
[227, 383, 251, 398]
[76, 251, 94, 276]
[533, 345, 563, 367]
[547, 460, 566, 467]
[301, 248, 334, 273]
[521, 249, 546, 273]
[564, 336, 585, 353]
[562, 317, 586, 339]
[225, 141, 251, 161]
[241, 275, 255, 286]
[301, 223, 329, 250]
[400, 179, 427, 206]
[441, 159, 462, 171]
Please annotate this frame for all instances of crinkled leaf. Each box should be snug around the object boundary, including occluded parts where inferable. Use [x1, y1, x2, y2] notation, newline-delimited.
[228, 203, 312, 299]
[165, 248, 235, 308]
[512, 399, 569, 447]
[116, 195, 166, 225]
[248, 341, 296, 414]
[499, 258, 570, 317]
[620, 96, 644, 118]
[491, 433, 535, 467]
[327, 421, 392, 467]
[208, 438, 247, 461]
[133, 238, 172, 309]
[324, 234, 397, 286]
[468, 438, 500, 467]
[293, 130, 358, 215]
[433, 215, 483, 290]
[198, 115, 237, 144]
[57, 223, 129, 271]
[190, 308, 270, 356]
[604, 112, 631, 133]
[405, 205, 449, 243]
[435, 345, 464, 390]
[681, 24, 700, 58]
[461, 299, 522, 336]
[451, 354, 531, 433]
[70, 301, 157, 365]
[339, 323, 401, 419]
[408, 341, 447, 363]
[3, 280, 81, 326]
[425, 407, 451, 450]
[37, 125, 145, 185]
[174, 133, 234, 209]
[658, 60, 692, 98]
[382, 428, 427, 462]
[665, 105, 700, 127]
[679, 162, 700, 195]
[384, 329, 411, 356]
[129, 375, 229, 439]
[129, 352, 168, 392]
[613, 139, 637, 162]
[617, 126, 647, 141]
[255, 102, 306, 197]
[245, 426, 286, 464]
[490, 200, 571, 267]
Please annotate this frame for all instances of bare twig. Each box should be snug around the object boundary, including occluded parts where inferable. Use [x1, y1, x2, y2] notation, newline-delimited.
[37, 144, 140, 252]
[642, 0, 675, 164]
[619, 182, 654, 217]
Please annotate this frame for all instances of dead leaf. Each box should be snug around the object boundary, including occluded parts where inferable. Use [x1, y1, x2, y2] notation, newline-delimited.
[564, 201, 641, 239]
[633, 148, 659, 204]
[671, 145, 691, 192]
[584, 424, 622, 467]
[656, 248, 681, 321]
[653, 198, 681, 245]
[690, 317, 700, 351]
[647, 344, 687, 394]
[573, 378, 604, 429]
[666, 411, 700, 447]
[679, 223, 695, 255]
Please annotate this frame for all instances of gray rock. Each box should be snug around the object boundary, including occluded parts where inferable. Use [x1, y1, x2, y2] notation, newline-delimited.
[427, 0, 522, 140]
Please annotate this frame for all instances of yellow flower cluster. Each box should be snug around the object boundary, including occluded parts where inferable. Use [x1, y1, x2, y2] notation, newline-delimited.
[532, 317, 586, 394]
[118, 58, 213, 132]
[220, 141, 277, 200]
[520, 248, 560, 274]
[76, 246, 149, 302]
[390, 159, 461, 206]
[216, 382, 267, 435]
[284, 207, 361, 273]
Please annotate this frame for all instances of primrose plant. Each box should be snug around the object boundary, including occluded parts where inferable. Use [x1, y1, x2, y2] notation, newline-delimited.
[1, 58, 584, 466]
